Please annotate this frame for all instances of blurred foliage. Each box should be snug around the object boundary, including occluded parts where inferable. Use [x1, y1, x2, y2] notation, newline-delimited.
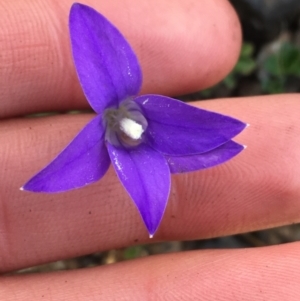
[200, 41, 300, 97]
[260, 42, 300, 93]
[123, 245, 145, 260]
[25, 112, 60, 118]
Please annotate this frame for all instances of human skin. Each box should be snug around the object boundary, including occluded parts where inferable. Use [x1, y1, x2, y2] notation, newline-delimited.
[0, 0, 300, 300]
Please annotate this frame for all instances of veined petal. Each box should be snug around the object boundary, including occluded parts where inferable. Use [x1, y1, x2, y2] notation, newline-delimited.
[23, 116, 110, 193]
[135, 95, 247, 156]
[107, 143, 170, 236]
[69, 3, 142, 113]
[166, 140, 245, 174]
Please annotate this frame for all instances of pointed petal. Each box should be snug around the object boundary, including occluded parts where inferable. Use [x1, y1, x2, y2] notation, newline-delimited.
[107, 143, 170, 236]
[166, 140, 245, 174]
[23, 116, 110, 192]
[69, 3, 142, 113]
[135, 95, 247, 156]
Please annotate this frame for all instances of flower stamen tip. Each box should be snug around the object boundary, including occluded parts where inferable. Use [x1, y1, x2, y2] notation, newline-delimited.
[20, 187, 24, 191]
[243, 145, 247, 149]
[149, 234, 154, 239]
[120, 118, 144, 140]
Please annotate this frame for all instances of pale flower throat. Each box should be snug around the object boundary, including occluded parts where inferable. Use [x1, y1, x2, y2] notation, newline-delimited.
[119, 118, 144, 140]
[103, 99, 148, 147]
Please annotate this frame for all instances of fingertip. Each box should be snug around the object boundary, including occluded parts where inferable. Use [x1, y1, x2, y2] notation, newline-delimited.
[137, 0, 242, 95]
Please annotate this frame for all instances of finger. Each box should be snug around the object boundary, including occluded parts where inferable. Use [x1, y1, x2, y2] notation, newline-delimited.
[0, 94, 300, 272]
[0, 0, 241, 117]
[1, 242, 300, 300]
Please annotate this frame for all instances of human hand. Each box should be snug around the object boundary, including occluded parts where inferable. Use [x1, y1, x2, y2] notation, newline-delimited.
[1, 0, 300, 300]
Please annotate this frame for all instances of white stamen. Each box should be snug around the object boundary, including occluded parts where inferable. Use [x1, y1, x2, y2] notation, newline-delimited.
[120, 118, 144, 140]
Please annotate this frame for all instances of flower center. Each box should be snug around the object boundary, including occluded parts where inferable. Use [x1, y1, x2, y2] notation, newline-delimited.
[103, 99, 148, 147]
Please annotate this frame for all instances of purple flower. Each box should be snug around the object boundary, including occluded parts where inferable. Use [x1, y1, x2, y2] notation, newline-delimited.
[23, 3, 246, 237]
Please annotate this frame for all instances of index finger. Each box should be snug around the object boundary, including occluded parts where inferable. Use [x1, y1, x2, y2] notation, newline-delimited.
[0, 0, 241, 117]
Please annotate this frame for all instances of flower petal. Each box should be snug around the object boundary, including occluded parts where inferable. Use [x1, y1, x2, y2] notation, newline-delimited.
[166, 140, 245, 174]
[23, 116, 110, 193]
[107, 143, 170, 236]
[69, 3, 142, 113]
[135, 95, 247, 155]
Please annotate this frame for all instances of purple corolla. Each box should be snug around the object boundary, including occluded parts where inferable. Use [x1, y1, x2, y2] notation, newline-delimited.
[23, 3, 246, 237]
